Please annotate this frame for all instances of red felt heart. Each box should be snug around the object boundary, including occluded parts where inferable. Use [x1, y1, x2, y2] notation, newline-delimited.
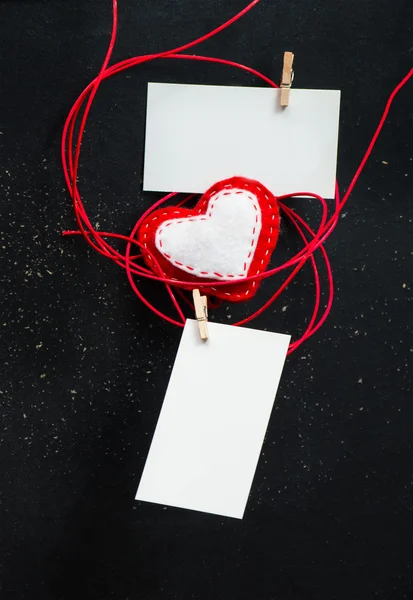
[138, 176, 280, 302]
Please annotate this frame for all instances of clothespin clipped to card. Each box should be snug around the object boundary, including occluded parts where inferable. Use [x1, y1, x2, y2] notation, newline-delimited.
[193, 289, 208, 341]
[280, 51, 294, 107]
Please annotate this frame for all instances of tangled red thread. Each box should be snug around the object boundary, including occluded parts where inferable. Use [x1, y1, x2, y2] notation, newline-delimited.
[61, 0, 413, 355]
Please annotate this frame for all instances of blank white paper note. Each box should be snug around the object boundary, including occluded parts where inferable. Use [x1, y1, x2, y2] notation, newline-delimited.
[136, 320, 290, 519]
[143, 83, 341, 198]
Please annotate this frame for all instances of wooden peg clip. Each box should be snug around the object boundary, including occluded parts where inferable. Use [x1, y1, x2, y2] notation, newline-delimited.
[280, 51, 294, 107]
[193, 289, 208, 341]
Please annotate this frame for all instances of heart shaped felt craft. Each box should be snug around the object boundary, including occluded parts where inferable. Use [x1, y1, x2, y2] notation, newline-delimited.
[138, 176, 280, 302]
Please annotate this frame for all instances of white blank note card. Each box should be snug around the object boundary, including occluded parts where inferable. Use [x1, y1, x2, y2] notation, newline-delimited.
[136, 320, 290, 519]
[143, 83, 341, 198]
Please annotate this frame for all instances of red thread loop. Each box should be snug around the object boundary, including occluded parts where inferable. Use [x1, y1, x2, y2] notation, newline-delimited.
[61, 0, 413, 354]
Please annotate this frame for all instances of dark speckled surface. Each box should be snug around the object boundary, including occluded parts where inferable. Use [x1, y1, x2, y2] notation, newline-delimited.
[1, 1, 413, 598]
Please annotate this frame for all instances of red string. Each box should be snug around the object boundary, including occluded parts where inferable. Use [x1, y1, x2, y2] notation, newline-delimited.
[61, 0, 413, 354]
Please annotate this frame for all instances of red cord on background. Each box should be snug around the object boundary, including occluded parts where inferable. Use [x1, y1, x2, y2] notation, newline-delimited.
[61, 0, 413, 354]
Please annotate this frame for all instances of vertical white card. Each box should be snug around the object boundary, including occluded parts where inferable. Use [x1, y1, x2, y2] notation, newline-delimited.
[143, 83, 341, 198]
[136, 320, 290, 519]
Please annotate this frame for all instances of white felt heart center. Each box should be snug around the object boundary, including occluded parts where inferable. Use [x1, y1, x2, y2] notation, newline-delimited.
[155, 188, 262, 280]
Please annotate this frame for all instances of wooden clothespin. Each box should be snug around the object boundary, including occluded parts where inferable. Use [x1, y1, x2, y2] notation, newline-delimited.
[280, 51, 294, 107]
[193, 289, 208, 341]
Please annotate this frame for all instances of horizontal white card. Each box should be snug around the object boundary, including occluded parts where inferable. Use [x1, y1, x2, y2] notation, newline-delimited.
[143, 83, 341, 198]
[136, 320, 290, 519]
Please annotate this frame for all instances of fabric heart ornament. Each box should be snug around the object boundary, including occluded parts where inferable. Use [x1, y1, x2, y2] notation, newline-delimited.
[138, 176, 280, 302]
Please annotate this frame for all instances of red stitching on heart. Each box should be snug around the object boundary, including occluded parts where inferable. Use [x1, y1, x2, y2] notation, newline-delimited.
[138, 177, 280, 303]
[155, 188, 261, 280]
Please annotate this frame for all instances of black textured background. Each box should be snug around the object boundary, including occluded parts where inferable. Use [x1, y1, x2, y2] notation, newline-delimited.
[1, 1, 413, 598]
